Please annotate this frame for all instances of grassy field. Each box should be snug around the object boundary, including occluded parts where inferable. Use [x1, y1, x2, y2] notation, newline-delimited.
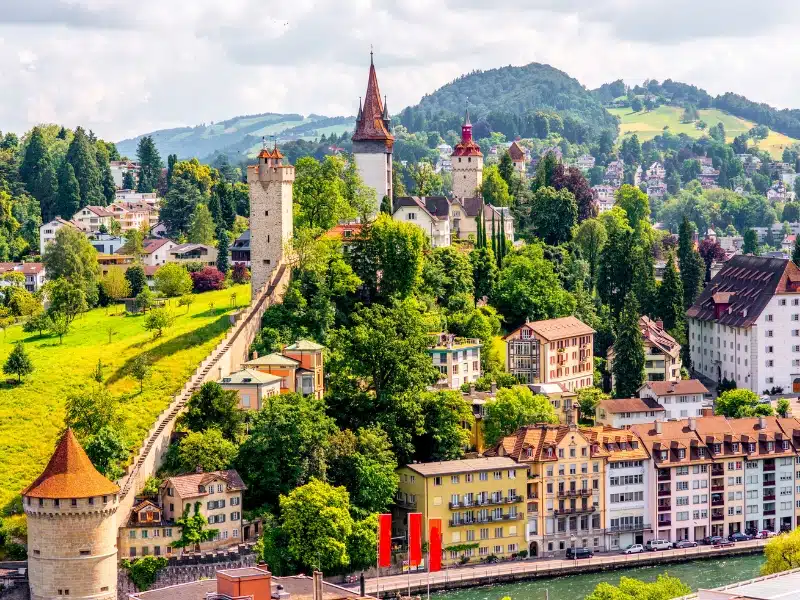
[608, 105, 798, 158]
[0, 284, 250, 511]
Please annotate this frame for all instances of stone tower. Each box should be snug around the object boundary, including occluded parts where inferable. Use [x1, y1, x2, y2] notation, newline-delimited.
[247, 143, 294, 300]
[451, 107, 483, 199]
[23, 429, 120, 600]
[352, 52, 393, 216]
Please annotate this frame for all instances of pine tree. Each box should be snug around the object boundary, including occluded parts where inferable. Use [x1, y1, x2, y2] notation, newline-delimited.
[613, 292, 646, 398]
[122, 170, 136, 190]
[793, 235, 800, 266]
[66, 126, 102, 207]
[498, 151, 514, 187]
[136, 136, 163, 193]
[475, 206, 482, 248]
[658, 252, 684, 332]
[221, 184, 236, 229]
[4, 342, 33, 382]
[31, 157, 59, 222]
[380, 195, 392, 214]
[498, 214, 507, 268]
[56, 162, 81, 219]
[96, 143, 116, 205]
[632, 239, 657, 316]
[678, 217, 704, 310]
[20, 126, 48, 186]
[208, 186, 223, 228]
[743, 229, 759, 255]
[216, 228, 230, 274]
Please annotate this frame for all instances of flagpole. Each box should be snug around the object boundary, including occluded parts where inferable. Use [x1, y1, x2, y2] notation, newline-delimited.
[376, 518, 380, 600]
[426, 516, 431, 600]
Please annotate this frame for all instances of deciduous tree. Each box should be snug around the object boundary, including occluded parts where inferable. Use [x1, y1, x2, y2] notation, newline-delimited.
[143, 307, 174, 338]
[176, 428, 238, 473]
[172, 502, 218, 554]
[762, 527, 800, 575]
[181, 381, 244, 441]
[529, 186, 577, 245]
[415, 391, 474, 461]
[154, 263, 192, 297]
[483, 386, 558, 446]
[715, 389, 774, 418]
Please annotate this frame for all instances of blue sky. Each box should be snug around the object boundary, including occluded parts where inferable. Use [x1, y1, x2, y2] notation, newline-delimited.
[0, 0, 796, 140]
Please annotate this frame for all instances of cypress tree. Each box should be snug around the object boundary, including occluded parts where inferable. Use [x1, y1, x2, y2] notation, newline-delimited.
[66, 126, 102, 207]
[793, 235, 800, 266]
[658, 252, 684, 332]
[475, 206, 483, 248]
[30, 158, 59, 222]
[96, 143, 115, 205]
[613, 292, 646, 399]
[491, 211, 497, 257]
[167, 153, 178, 189]
[136, 136, 163, 193]
[221, 184, 236, 229]
[678, 216, 704, 309]
[216, 228, 230, 274]
[499, 213, 507, 264]
[56, 162, 81, 219]
[208, 185, 223, 229]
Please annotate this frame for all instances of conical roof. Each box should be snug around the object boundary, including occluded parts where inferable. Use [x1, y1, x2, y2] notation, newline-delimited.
[22, 429, 120, 499]
[352, 58, 393, 143]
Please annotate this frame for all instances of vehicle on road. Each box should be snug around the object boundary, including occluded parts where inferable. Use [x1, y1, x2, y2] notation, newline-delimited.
[646, 539, 673, 551]
[755, 530, 778, 539]
[715, 538, 735, 547]
[759, 395, 772, 404]
[729, 533, 751, 542]
[622, 544, 644, 554]
[701, 535, 723, 545]
[674, 539, 698, 548]
[566, 547, 594, 559]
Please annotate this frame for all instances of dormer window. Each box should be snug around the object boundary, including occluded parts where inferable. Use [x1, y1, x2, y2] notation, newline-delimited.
[526, 448, 533, 458]
[198, 485, 206, 493]
[677, 449, 686, 459]
[546, 448, 553, 458]
[748, 443, 756, 453]
[731, 443, 739, 452]
[713, 444, 721, 454]
[660, 450, 668, 461]
[782, 441, 790, 450]
[698, 448, 707, 457]
[767, 442, 774, 451]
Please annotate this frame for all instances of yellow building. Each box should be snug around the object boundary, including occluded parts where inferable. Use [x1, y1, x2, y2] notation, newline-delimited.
[486, 424, 605, 557]
[394, 458, 528, 564]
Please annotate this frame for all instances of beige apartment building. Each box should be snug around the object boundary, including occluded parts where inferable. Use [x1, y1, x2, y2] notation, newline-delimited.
[504, 317, 594, 392]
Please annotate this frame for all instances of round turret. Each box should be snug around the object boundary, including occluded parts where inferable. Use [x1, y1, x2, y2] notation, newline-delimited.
[23, 429, 120, 600]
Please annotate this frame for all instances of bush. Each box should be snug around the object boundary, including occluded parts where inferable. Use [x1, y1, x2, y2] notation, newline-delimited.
[517, 549, 528, 559]
[231, 263, 251, 284]
[121, 556, 168, 591]
[191, 267, 226, 292]
[154, 264, 193, 297]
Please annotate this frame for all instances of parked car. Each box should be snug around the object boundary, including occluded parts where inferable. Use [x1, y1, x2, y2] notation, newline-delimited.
[759, 395, 772, 404]
[701, 536, 723, 545]
[622, 544, 644, 554]
[566, 547, 594, 559]
[729, 532, 751, 542]
[755, 530, 778, 539]
[715, 538, 735, 547]
[674, 539, 698, 548]
[646, 539, 673, 551]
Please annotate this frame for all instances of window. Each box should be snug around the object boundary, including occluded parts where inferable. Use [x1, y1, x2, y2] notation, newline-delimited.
[406, 212, 417, 220]
[434, 477, 442, 486]
[451, 475, 460, 484]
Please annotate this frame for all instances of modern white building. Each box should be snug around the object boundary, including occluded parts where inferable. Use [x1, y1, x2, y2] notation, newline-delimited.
[39, 217, 78, 255]
[638, 379, 711, 419]
[688, 255, 800, 394]
[393, 196, 451, 248]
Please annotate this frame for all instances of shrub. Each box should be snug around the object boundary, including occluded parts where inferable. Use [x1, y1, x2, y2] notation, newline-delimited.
[191, 267, 226, 293]
[154, 264, 193, 297]
[121, 556, 168, 591]
[231, 263, 251, 284]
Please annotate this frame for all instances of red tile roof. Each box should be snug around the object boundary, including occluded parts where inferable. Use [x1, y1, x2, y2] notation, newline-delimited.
[452, 110, 482, 158]
[161, 469, 246, 500]
[643, 379, 709, 396]
[598, 397, 665, 414]
[22, 429, 119, 499]
[508, 141, 526, 162]
[352, 58, 393, 144]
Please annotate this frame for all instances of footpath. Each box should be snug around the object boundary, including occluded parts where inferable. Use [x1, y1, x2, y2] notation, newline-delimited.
[347, 539, 767, 596]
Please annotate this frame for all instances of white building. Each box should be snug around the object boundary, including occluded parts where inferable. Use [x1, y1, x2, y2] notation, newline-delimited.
[0, 262, 46, 292]
[39, 218, 78, 255]
[109, 160, 139, 189]
[485, 204, 515, 244]
[595, 397, 665, 428]
[89, 234, 125, 255]
[638, 380, 711, 419]
[73, 206, 114, 233]
[687, 255, 800, 394]
[393, 196, 451, 248]
[576, 154, 596, 171]
[608, 316, 682, 388]
[140, 238, 178, 267]
[115, 191, 157, 206]
[646, 162, 666, 180]
[592, 185, 616, 213]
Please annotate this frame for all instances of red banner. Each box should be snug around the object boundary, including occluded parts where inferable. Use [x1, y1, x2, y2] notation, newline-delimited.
[428, 518, 442, 572]
[408, 512, 422, 566]
[378, 513, 391, 567]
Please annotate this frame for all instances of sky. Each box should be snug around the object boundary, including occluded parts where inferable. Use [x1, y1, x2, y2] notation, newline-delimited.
[1, 0, 798, 142]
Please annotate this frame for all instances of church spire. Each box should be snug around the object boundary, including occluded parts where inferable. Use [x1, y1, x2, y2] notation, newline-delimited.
[351, 52, 393, 144]
[464, 98, 471, 126]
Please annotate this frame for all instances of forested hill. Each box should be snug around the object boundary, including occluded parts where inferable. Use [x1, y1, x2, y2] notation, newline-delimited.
[116, 113, 354, 162]
[397, 62, 619, 143]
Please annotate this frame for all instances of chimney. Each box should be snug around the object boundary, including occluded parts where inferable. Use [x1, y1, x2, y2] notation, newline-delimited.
[655, 319, 664, 330]
[491, 382, 497, 394]
[759, 416, 767, 430]
[701, 407, 713, 417]
[688, 417, 696, 431]
[313, 571, 324, 600]
[655, 421, 662, 434]
[217, 565, 272, 600]
[252, 350, 259, 360]
[360, 573, 366, 598]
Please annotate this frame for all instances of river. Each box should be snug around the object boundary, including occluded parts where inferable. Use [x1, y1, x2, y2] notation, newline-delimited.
[436, 554, 764, 600]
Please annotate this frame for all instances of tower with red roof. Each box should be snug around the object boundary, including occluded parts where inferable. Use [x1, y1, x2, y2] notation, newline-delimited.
[351, 52, 394, 216]
[451, 107, 484, 199]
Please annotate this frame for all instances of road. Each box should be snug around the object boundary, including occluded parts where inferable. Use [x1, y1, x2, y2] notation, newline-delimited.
[349, 539, 767, 596]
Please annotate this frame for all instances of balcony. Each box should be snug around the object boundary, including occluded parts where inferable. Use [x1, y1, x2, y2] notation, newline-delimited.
[528, 493, 539, 500]
[712, 514, 725, 521]
[658, 471, 671, 481]
[764, 463, 776, 472]
[711, 484, 724, 492]
[658, 489, 671, 497]
[658, 503, 671, 512]
[764, 509, 776, 516]
[712, 466, 725, 477]
[763, 494, 776, 501]
[606, 523, 652, 533]
[657, 518, 671, 527]
[457, 496, 521, 509]
[711, 499, 725, 507]
[553, 506, 596, 515]
[558, 489, 592, 498]
[396, 498, 417, 509]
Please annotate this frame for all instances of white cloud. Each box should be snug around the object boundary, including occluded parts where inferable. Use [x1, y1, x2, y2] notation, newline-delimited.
[0, 0, 799, 141]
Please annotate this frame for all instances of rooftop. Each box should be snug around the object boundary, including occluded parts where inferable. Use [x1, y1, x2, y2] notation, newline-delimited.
[642, 379, 709, 396]
[504, 316, 594, 341]
[597, 397, 665, 414]
[220, 369, 282, 386]
[352, 57, 393, 144]
[243, 353, 300, 367]
[404, 457, 521, 476]
[161, 469, 246, 500]
[285, 339, 325, 351]
[394, 196, 450, 220]
[698, 567, 800, 600]
[22, 429, 119, 499]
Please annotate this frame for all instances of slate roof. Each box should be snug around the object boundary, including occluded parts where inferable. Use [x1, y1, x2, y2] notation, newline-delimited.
[451, 196, 483, 217]
[394, 196, 450, 221]
[161, 469, 246, 500]
[686, 255, 800, 327]
[22, 429, 119, 499]
[352, 58, 393, 143]
[230, 229, 250, 250]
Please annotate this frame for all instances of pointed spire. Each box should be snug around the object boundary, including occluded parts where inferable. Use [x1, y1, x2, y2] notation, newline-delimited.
[370, 44, 374, 66]
[357, 96, 363, 121]
[352, 52, 393, 144]
[383, 95, 389, 121]
[464, 98, 471, 126]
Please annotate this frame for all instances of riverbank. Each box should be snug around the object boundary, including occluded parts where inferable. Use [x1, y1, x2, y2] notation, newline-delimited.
[353, 539, 767, 596]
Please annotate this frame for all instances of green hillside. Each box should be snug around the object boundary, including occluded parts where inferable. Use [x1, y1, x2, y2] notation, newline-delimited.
[116, 113, 354, 161]
[609, 105, 798, 158]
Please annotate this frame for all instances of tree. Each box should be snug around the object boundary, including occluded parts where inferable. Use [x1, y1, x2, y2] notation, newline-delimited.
[491, 244, 576, 329]
[612, 292, 645, 399]
[190, 267, 226, 292]
[658, 253, 684, 332]
[125, 265, 147, 297]
[178, 295, 194, 314]
[181, 381, 244, 441]
[176, 428, 238, 473]
[480, 165, 512, 206]
[143, 307, 174, 338]
[231, 263, 250, 284]
[120, 556, 168, 592]
[154, 263, 192, 297]
[65, 127, 102, 207]
[84, 425, 127, 479]
[121, 170, 136, 190]
[529, 186, 577, 245]
[42, 226, 99, 303]
[483, 386, 558, 446]
[698, 238, 726, 282]
[327, 427, 398, 514]
[279, 478, 354, 572]
[130, 353, 151, 393]
[236, 393, 334, 509]
[48, 312, 69, 343]
[216, 229, 230, 274]
[101, 267, 131, 308]
[136, 136, 163, 193]
[160, 177, 202, 237]
[577, 387, 609, 424]
[56, 162, 81, 219]
[715, 389, 774, 418]
[677, 217, 705, 310]
[586, 575, 690, 600]
[23, 311, 51, 337]
[380, 195, 392, 214]
[415, 391, 474, 461]
[630, 97, 643, 112]
[574, 219, 607, 287]
[470, 246, 498, 301]
[498, 151, 515, 186]
[553, 165, 597, 222]
[187, 203, 216, 245]
[777, 398, 791, 418]
[46, 278, 88, 325]
[136, 287, 154, 313]
[793, 235, 800, 267]
[615, 184, 650, 229]
[423, 246, 473, 303]
[743, 228, 759, 255]
[762, 527, 800, 575]
[531, 151, 559, 192]
[3, 342, 33, 382]
[172, 502, 218, 554]
[65, 385, 118, 437]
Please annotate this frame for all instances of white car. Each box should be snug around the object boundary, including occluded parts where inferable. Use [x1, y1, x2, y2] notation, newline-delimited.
[622, 544, 644, 554]
[646, 539, 673, 551]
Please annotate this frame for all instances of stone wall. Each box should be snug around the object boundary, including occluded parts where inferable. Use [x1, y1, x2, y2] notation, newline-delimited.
[117, 549, 257, 600]
[116, 263, 291, 521]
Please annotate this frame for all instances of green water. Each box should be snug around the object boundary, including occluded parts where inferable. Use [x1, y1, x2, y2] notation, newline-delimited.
[437, 554, 764, 600]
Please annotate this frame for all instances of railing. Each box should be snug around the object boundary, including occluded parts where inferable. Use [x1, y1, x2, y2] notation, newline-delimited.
[763, 494, 776, 501]
[712, 514, 725, 521]
[711, 467, 725, 476]
[554, 506, 596, 515]
[711, 485, 724, 491]
[711, 499, 725, 506]
[396, 499, 417, 509]
[528, 493, 539, 500]
[764, 463, 776, 472]
[606, 523, 652, 533]
[558, 489, 592, 498]
[454, 496, 521, 509]
[658, 472, 671, 481]
[658, 489, 671, 497]
[658, 504, 671, 512]
[764, 509, 776, 516]
[657, 519, 671, 526]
